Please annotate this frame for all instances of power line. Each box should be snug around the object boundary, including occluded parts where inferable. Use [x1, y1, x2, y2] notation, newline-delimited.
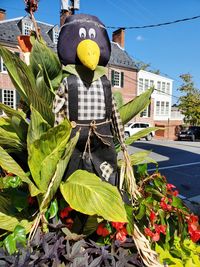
[106, 15, 200, 29]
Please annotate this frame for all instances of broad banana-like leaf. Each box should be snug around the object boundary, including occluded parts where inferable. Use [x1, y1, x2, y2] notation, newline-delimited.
[35, 70, 55, 106]
[60, 170, 128, 223]
[0, 127, 24, 152]
[0, 103, 26, 120]
[125, 127, 160, 146]
[0, 195, 32, 232]
[119, 88, 154, 125]
[40, 132, 79, 211]
[28, 119, 72, 192]
[11, 116, 28, 143]
[0, 46, 54, 126]
[27, 106, 51, 147]
[118, 151, 157, 167]
[0, 46, 32, 104]
[0, 146, 40, 196]
[30, 39, 62, 82]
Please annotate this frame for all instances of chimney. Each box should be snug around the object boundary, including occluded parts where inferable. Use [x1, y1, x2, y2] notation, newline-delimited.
[0, 8, 6, 21]
[112, 28, 125, 49]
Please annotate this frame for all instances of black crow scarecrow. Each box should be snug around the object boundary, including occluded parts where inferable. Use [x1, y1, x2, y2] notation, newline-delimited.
[53, 14, 125, 186]
[53, 14, 161, 266]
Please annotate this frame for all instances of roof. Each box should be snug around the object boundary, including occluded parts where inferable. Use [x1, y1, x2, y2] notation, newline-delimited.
[0, 16, 57, 50]
[0, 16, 137, 70]
[109, 42, 137, 70]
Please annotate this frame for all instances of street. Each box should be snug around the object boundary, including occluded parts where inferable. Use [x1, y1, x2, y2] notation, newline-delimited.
[127, 140, 200, 201]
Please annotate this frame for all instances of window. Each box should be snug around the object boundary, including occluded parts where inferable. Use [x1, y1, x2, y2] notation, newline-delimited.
[166, 83, 170, 94]
[162, 82, 166, 93]
[144, 79, 149, 90]
[0, 89, 16, 115]
[138, 78, 143, 94]
[156, 101, 160, 115]
[0, 57, 7, 72]
[53, 29, 59, 44]
[111, 70, 124, 88]
[157, 81, 161, 91]
[22, 21, 33, 35]
[166, 102, 169, 115]
[150, 80, 154, 88]
[161, 101, 165, 115]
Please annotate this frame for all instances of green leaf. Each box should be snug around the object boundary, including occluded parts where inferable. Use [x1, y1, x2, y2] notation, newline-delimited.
[0, 103, 26, 120]
[27, 106, 51, 147]
[0, 146, 40, 196]
[137, 163, 148, 177]
[118, 151, 157, 167]
[3, 175, 22, 189]
[135, 203, 146, 220]
[30, 39, 62, 80]
[4, 234, 16, 255]
[125, 127, 161, 145]
[13, 225, 26, 246]
[40, 132, 79, 211]
[28, 119, 72, 191]
[119, 88, 153, 125]
[60, 170, 127, 222]
[0, 46, 29, 103]
[125, 204, 134, 235]
[83, 215, 99, 236]
[49, 199, 58, 219]
[0, 127, 24, 152]
[172, 196, 183, 208]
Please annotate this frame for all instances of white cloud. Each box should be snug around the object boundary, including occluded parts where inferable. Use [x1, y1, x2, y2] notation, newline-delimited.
[136, 35, 144, 41]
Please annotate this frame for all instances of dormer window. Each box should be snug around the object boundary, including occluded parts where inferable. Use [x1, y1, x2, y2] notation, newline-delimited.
[53, 29, 59, 44]
[22, 20, 33, 35]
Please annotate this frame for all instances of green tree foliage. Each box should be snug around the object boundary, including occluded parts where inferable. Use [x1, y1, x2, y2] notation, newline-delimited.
[178, 73, 200, 125]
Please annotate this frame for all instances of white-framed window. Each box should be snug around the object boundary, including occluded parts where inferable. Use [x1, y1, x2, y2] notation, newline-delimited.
[22, 20, 33, 35]
[157, 81, 161, 91]
[166, 83, 170, 94]
[111, 70, 124, 88]
[165, 101, 169, 114]
[144, 79, 149, 90]
[0, 57, 7, 73]
[155, 101, 170, 116]
[162, 82, 166, 93]
[156, 101, 160, 115]
[0, 89, 16, 115]
[138, 78, 143, 94]
[53, 29, 60, 44]
[150, 80, 154, 88]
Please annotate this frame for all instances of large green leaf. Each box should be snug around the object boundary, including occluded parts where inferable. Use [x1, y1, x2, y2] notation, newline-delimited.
[119, 88, 154, 125]
[0, 127, 24, 152]
[0, 103, 26, 120]
[27, 106, 51, 147]
[118, 150, 157, 167]
[0, 46, 54, 126]
[40, 132, 79, 211]
[125, 127, 160, 145]
[30, 39, 62, 81]
[0, 195, 32, 233]
[0, 146, 40, 196]
[28, 119, 72, 191]
[60, 170, 128, 222]
[0, 46, 31, 104]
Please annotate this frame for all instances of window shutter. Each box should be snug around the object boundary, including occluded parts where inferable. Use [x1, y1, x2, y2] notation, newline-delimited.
[16, 90, 21, 109]
[120, 72, 124, 88]
[148, 103, 151, 117]
[111, 70, 115, 86]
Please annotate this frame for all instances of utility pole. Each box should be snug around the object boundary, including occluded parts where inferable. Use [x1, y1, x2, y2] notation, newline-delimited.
[60, 0, 80, 26]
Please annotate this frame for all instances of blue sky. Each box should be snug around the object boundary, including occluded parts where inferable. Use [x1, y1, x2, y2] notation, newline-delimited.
[1, 0, 200, 103]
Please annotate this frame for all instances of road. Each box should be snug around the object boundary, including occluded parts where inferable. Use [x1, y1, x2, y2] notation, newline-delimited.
[127, 140, 200, 201]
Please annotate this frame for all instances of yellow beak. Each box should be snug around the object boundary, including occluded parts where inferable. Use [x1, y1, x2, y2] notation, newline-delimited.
[77, 39, 100, 71]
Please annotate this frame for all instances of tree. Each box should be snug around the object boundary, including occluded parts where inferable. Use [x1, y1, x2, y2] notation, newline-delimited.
[178, 73, 200, 125]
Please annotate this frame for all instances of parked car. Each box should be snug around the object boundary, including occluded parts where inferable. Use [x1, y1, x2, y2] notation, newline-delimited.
[124, 122, 155, 141]
[177, 126, 200, 141]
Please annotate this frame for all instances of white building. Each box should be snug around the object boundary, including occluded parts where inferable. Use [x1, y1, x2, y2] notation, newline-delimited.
[137, 70, 173, 121]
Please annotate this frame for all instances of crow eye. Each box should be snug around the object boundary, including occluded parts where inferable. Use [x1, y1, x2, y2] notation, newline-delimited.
[89, 28, 96, 39]
[79, 28, 86, 38]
